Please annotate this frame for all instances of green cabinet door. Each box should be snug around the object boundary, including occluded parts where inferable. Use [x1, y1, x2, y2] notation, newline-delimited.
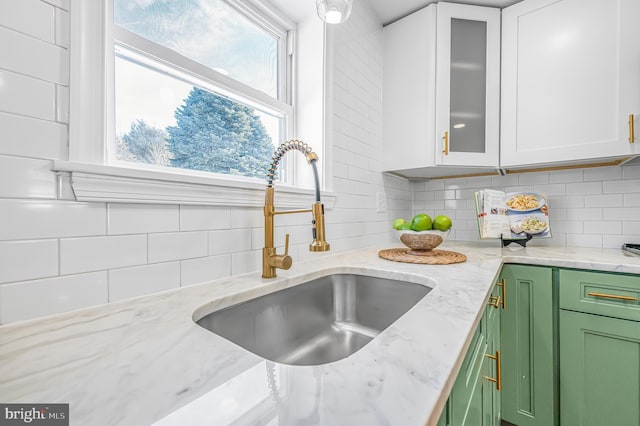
[484, 283, 501, 426]
[444, 281, 501, 426]
[450, 316, 489, 426]
[500, 265, 556, 426]
[560, 309, 640, 426]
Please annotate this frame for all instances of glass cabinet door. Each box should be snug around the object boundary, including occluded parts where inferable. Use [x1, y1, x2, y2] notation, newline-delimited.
[435, 3, 500, 167]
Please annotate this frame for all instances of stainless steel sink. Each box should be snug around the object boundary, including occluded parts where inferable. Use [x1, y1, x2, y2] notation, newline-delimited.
[196, 274, 431, 366]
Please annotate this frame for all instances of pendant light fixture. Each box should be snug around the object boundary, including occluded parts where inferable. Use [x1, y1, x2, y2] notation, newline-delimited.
[316, 0, 353, 24]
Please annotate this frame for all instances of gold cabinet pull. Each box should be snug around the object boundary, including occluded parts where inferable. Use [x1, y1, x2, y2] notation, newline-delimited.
[630, 114, 635, 143]
[484, 351, 501, 391]
[442, 131, 449, 155]
[496, 278, 506, 309]
[487, 295, 501, 309]
[587, 291, 638, 302]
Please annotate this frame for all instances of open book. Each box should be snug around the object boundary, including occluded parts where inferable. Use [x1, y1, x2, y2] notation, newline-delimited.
[474, 190, 551, 239]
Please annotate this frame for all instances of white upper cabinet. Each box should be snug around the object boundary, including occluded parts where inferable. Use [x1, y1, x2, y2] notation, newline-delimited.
[383, 3, 501, 178]
[501, 0, 640, 168]
[435, 3, 501, 168]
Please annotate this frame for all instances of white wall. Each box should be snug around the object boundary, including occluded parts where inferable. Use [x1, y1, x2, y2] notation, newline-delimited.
[0, 0, 411, 324]
[414, 164, 640, 248]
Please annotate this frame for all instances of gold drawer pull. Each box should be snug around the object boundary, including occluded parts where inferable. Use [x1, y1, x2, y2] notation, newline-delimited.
[587, 292, 638, 302]
[487, 295, 501, 309]
[630, 114, 635, 144]
[484, 351, 501, 391]
[497, 278, 506, 309]
[443, 131, 449, 155]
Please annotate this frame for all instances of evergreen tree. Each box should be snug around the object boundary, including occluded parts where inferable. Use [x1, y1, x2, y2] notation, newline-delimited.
[167, 87, 273, 178]
[119, 119, 170, 166]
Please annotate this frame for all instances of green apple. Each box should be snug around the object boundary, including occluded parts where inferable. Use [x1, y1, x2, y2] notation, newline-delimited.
[411, 213, 432, 231]
[392, 218, 407, 230]
[433, 215, 453, 231]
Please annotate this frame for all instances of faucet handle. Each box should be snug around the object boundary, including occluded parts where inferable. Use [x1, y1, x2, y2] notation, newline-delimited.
[284, 233, 289, 256]
[269, 233, 292, 271]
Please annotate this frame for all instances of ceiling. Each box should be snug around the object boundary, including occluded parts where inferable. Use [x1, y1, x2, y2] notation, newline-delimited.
[269, 0, 524, 26]
[369, 0, 524, 25]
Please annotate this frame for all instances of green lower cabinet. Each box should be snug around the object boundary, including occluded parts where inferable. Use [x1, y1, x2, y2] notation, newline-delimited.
[500, 265, 556, 426]
[438, 283, 501, 426]
[559, 309, 640, 426]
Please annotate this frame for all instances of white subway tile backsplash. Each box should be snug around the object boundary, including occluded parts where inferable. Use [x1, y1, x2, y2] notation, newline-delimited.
[549, 195, 584, 209]
[148, 231, 207, 263]
[0, 200, 106, 241]
[228, 207, 262, 229]
[54, 7, 69, 47]
[60, 235, 147, 275]
[425, 180, 445, 191]
[0, 239, 58, 284]
[179, 205, 231, 231]
[583, 166, 622, 182]
[0, 70, 55, 120]
[549, 169, 583, 183]
[624, 194, 640, 207]
[55, 84, 69, 123]
[584, 194, 623, 208]
[0, 155, 57, 199]
[603, 179, 640, 194]
[209, 229, 252, 255]
[518, 172, 549, 185]
[566, 233, 602, 248]
[550, 220, 583, 234]
[108, 262, 180, 302]
[582, 221, 621, 235]
[623, 222, 640, 235]
[565, 181, 601, 195]
[108, 204, 179, 235]
[0, 0, 55, 43]
[602, 234, 629, 249]
[434, 190, 456, 200]
[604, 207, 640, 221]
[533, 184, 566, 196]
[0, 272, 107, 324]
[0, 112, 67, 159]
[231, 250, 262, 275]
[181, 255, 231, 286]
[491, 175, 519, 187]
[0, 26, 68, 85]
[622, 165, 640, 179]
[565, 208, 602, 221]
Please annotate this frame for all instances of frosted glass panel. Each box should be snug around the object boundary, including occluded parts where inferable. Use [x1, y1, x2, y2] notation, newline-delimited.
[449, 18, 487, 153]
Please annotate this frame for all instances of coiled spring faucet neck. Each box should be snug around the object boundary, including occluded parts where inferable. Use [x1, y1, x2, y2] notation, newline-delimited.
[262, 140, 329, 279]
[267, 140, 320, 202]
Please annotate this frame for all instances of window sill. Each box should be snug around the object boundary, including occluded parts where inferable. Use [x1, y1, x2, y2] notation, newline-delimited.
[52, 161, 336, 209]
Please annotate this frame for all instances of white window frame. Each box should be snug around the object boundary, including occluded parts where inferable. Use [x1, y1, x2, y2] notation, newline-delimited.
[55, 0, 335, 209]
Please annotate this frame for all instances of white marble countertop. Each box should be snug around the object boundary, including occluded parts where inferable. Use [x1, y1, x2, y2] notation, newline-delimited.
[1, 242, 640, 426]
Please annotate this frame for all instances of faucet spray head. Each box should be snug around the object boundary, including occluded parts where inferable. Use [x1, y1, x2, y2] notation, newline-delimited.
[310, 202, 330, 252]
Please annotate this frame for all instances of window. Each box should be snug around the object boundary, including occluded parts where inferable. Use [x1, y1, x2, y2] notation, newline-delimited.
[61, 0, 332, 207]
[110, 0, 293, 181]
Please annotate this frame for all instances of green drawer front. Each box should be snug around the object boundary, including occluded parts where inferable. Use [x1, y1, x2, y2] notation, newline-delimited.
[559, 269, 640, 321]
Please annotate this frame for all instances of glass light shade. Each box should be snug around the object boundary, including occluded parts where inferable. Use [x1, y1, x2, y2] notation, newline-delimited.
[316, 0, 353, 24]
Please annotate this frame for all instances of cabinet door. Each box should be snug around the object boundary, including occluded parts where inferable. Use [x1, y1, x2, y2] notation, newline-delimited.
[435, 3, 500, 167]
[560, 310, 640, 426]
[501, 0, 640, 167]
[484, 283, 501, 426]
[500, 265, 556, 426]
[382, 6, 437, 172]
[450, 313, 490, 426]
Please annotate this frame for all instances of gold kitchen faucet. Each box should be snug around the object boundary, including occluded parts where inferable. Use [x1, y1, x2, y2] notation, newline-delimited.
[262, 140, 330, 278]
